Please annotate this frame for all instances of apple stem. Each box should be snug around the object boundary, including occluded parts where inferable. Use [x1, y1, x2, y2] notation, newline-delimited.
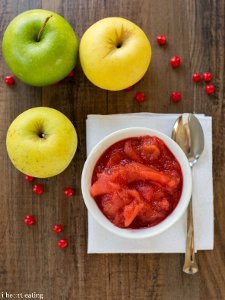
[37, 15, 53, 42]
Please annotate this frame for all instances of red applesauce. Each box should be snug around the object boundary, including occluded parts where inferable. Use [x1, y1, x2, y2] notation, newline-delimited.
[91, 136, 183, 229]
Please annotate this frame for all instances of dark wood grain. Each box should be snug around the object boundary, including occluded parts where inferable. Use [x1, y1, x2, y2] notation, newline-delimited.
[0, 0, 224, 299]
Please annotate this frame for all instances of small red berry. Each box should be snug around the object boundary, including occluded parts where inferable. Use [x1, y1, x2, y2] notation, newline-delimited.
[125, 86, 133, 91]
[170, 56, 181, 68]
[171, 91, 182, 103]
[25, 175, 34, 182]
[53, 224, 63, 233]
[157, 35, 167, 45]
[203, 72, 213, 82]
[4, 76, 15, 85]
[64, 187, 74, 197]
[24, 215, 35, 226]
[135, 92, 145, 103]
[205, 84, 215, 95]
[192, 72, 201, 82]
[32, 184, 43, 195]
[67, 70, 75, 78]
[58, 239, 68, 248]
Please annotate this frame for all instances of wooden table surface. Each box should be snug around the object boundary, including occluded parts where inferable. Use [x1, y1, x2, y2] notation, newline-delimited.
[0, 0, 225, 299]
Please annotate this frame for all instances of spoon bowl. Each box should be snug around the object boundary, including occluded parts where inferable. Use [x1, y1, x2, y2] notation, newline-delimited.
[172, 114, 204, 167]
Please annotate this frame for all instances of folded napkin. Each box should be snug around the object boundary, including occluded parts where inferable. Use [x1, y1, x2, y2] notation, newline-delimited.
[86, 113, 214, 253]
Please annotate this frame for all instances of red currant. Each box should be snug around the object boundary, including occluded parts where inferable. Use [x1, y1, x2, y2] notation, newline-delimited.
[32, 184, 43, 195]
[4, 76, 15, 85]
[205, 84, 215, 95]
[170, 56, 181, 68]
[25, 175, 34, 182]
[58, 239, 68, 248]
[67, 70, 75, 78]
[64, 187, 74, 197]
[135, 92, 145, 103]
[203, 72, 213, 82]
[171, 91, 182, 103]
[192, 72, 201, 82]
[24, 215, 35, 226]
[53, 224, 63, 233]
[156, 35, 167, 45]
[125, 86, 133, 91]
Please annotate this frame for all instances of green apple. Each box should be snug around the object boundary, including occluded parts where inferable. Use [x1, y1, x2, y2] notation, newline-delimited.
[79, 17, 151, 91]
[2, 9, 78, 86]
[6, 107, 78, 178]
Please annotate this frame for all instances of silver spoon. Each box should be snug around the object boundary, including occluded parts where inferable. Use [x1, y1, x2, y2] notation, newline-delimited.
[172, 113, 204, 274]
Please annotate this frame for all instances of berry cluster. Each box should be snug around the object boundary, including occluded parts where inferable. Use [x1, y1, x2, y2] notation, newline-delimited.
[192, 72, 215, 94]
[157, 35, 215, 100]
[125, 35, 215, 104]
[24, 175, 75, 249]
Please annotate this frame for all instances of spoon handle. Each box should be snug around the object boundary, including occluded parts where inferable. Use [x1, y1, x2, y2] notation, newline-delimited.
[183, 197, 198, 274]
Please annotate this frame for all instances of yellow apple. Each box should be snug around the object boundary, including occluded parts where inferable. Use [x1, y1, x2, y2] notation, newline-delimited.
[6, 107, 78, 178]
[79, 17, 151, 91]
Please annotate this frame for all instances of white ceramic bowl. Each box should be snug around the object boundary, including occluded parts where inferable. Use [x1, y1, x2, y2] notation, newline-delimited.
[81, 127, 192, 239]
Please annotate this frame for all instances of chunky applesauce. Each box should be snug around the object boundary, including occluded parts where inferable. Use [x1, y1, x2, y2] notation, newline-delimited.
[91, 136, 183, 229]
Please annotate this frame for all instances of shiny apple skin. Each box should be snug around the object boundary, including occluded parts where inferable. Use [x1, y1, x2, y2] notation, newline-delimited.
[6, 107, 78, 178]
[79, 17, 151, 91]
[2, 9, 78, 86]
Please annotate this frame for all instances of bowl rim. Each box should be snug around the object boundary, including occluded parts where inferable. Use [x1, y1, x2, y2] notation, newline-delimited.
[81, 127, 192, 239]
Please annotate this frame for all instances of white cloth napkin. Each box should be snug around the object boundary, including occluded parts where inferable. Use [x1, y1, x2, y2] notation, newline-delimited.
[86, 113, 214, 253]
